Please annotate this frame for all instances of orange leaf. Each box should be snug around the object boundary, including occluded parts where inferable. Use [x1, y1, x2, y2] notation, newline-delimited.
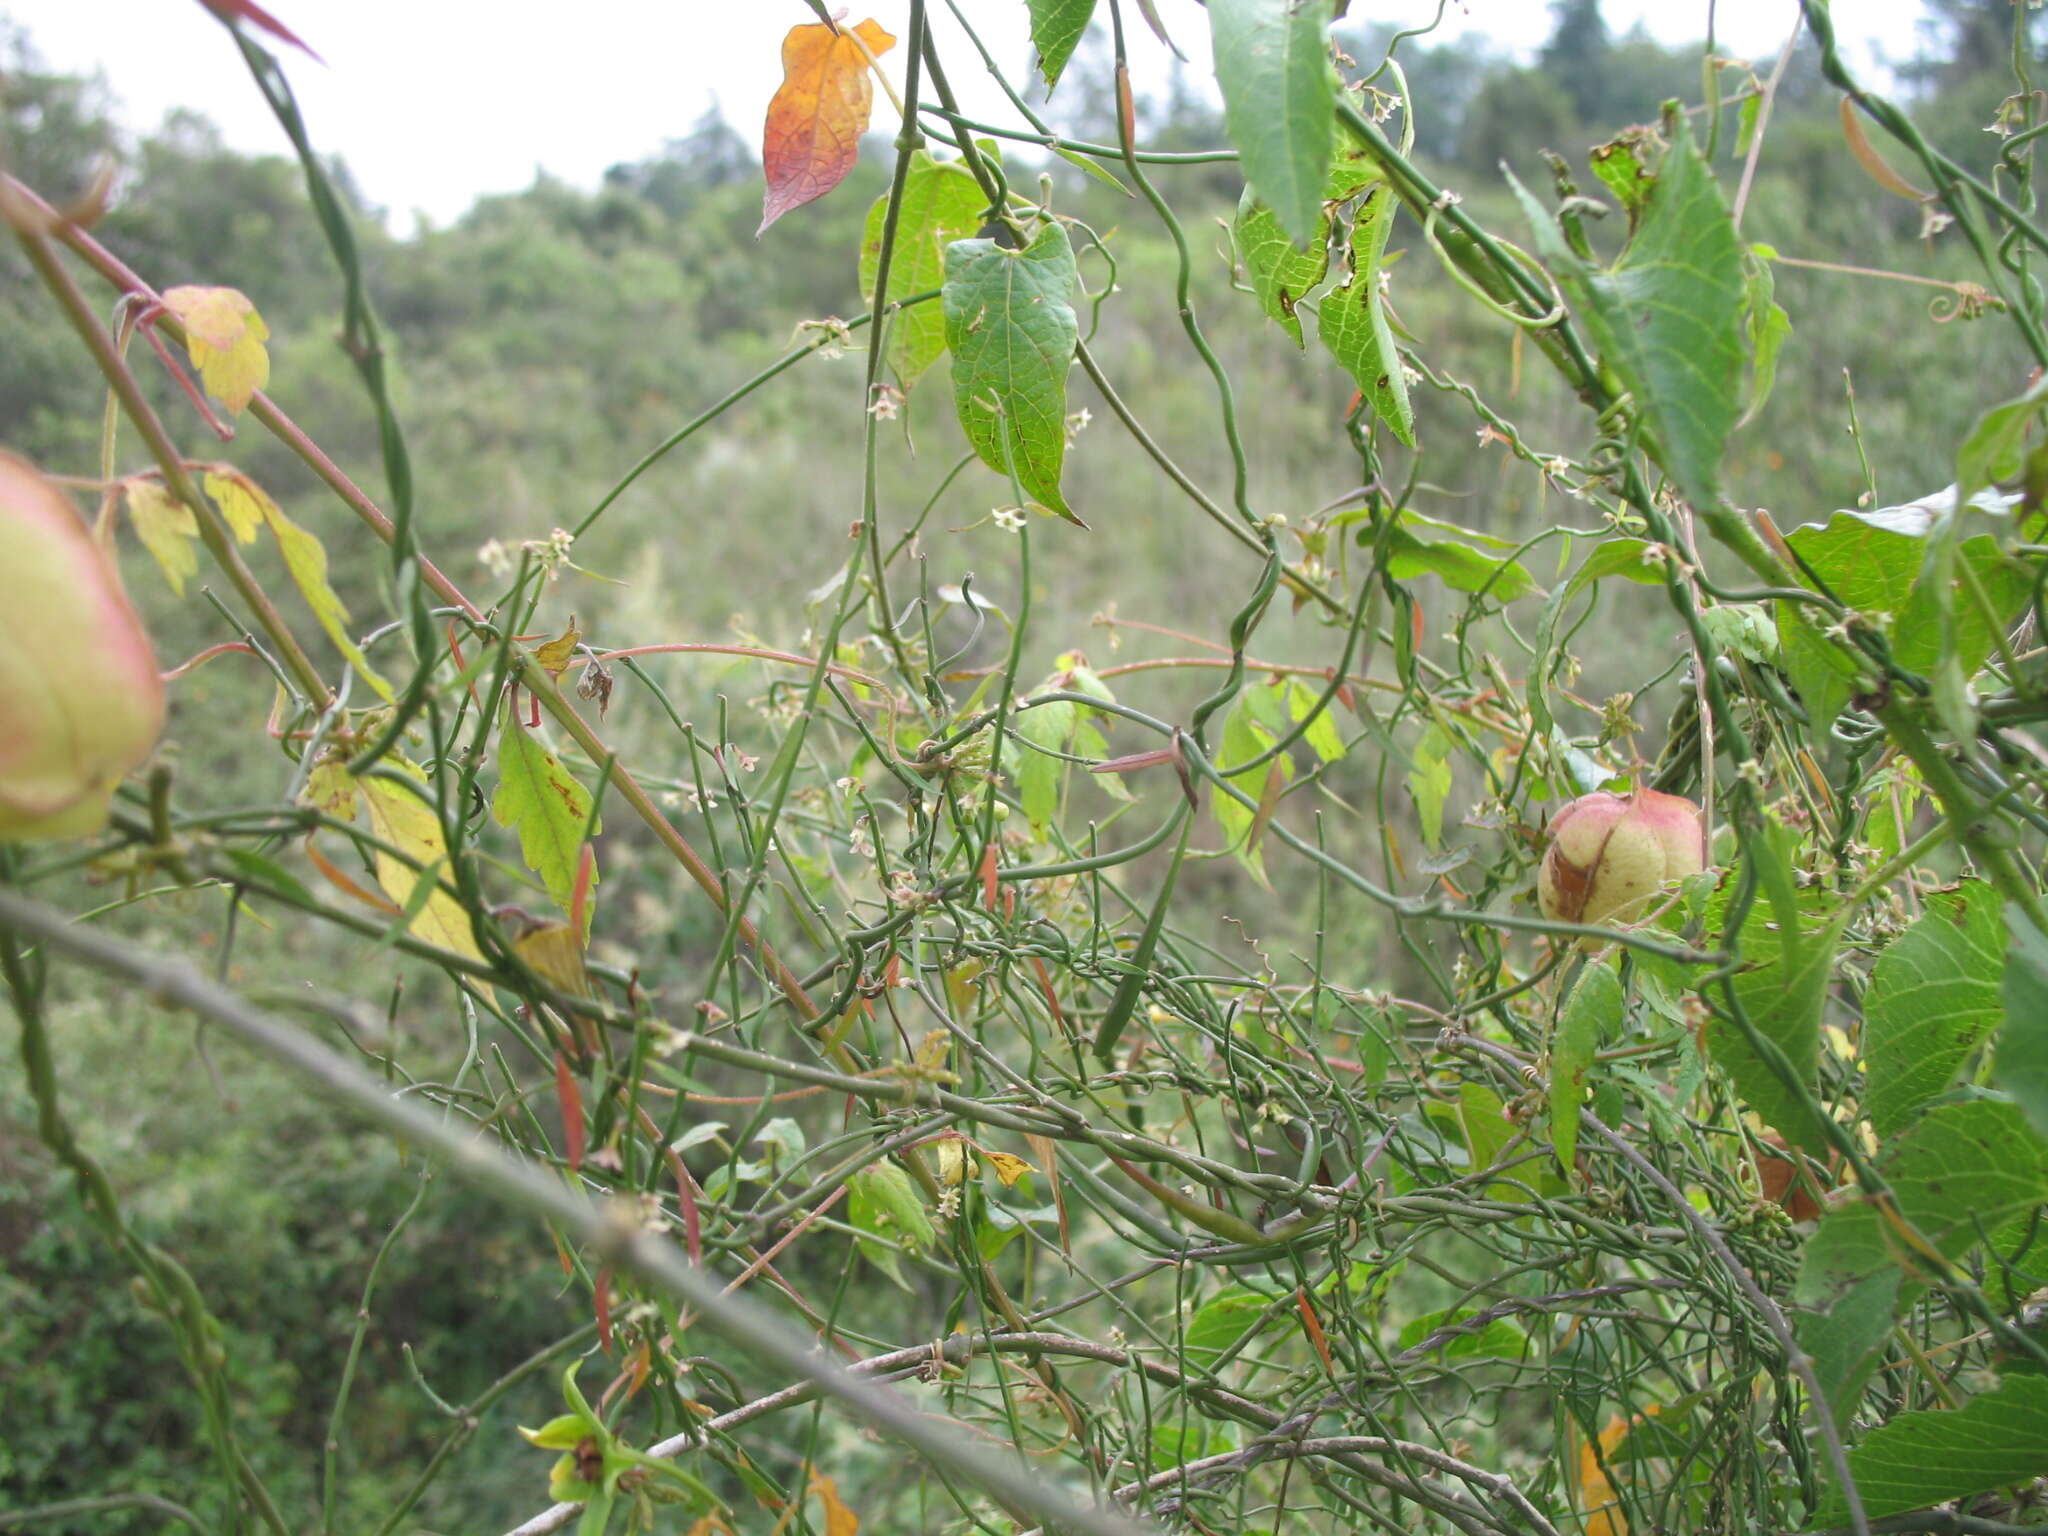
[809, 1474, 859, 1536]
[1295, 1287, 1335, 1375]
[759, 19, 896, 234]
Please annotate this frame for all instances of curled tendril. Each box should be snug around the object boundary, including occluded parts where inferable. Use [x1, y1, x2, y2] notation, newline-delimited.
[1929, 281, 2005, 322]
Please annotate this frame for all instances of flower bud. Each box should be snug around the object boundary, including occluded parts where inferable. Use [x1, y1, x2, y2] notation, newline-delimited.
[0, 451, 165, 841]
[1538, 788, 1705, 928]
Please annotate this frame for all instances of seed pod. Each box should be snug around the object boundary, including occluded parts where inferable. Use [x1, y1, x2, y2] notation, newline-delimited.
[1538, 788, 1705, 928]
[0, 451, 165, 841]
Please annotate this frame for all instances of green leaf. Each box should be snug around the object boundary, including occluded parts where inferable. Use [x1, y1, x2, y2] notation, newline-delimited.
[1809, 1375, 2048, 1527]
[1957, 372, 2048, 511]
[1739, 245, 1790, 428]
[1797, 1099, 2048, 1418]
[1209, 0, 1337, 247]
[218, 848, 317, 909]
[1700, 603, 1777, 665]
[942, 222, 1082, 522]
[1863, 882, 2004, 1140]
[1394, 1306, 1532, 1361]
[1703, 838, 1847, 1155]
[1784, 506, 2029, 681]
[1185, 1285, 1278, 1372]
[1318, 186, 1416, 446]
[1383, 527, 1533, 598]
[1405, 722, 1452, 849]
[1285, 677, 1346, 764]
[1523, 117, 1743, 511]
[1028, 0, 1097, 89]
[125, 479, 200, 595]
[848, 1161, 934, 1290]
[861, 152, 986, 389]
[1995, 905, 2048, 1141]
[1212, 695, 1292, 887]
[492, 714, 600, 936]
[1552, 961, 1620, 1172]
[1016, 696, 1079, 837]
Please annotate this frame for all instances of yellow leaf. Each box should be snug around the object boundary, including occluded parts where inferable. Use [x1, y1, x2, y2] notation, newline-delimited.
[934, 1137, 973, 1186]
[809, 1474, 858, 1536]
[513, 921, 594, 999]
[533, 617, 581, 677]
[984, 1150, 1033, 1188]
[201, 465, 266, 543]
[203, 468, 394, 702]
[162, 284, 271, 413]
[301, 755, 359, 819]
[359, 758, 486, 963]
[123, 479, 198, 595]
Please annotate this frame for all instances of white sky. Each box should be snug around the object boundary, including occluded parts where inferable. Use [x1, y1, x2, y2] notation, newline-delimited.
[4, 1, 1923, 226]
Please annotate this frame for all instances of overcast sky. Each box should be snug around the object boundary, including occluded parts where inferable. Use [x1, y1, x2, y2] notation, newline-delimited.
[6, 1, 1925, 226]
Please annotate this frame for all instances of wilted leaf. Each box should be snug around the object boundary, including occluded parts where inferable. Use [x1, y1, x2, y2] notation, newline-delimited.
[533, 618, 581, 677]
[985, 1150, 1033, 1187]
[124, 478, 200, 595]
[493, 709, 601, 933]
[942, 222, 1082, 521]
[759, 19, 897, 234]
[161, 285, 270, 413]
[860, 152, 986, 388]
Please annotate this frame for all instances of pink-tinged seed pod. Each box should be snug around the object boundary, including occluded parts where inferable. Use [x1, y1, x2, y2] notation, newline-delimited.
[1538, 788, 1705, 928]
[0, 451, 166, 841]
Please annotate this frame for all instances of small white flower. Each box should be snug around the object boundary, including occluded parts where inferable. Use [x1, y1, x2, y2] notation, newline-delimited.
[1432, 189, 1462, 211]
[476, 538, 513, 577]
[869, 383, 903, 421]
[991, 506, 1027, 532]
[1064, 407, 1093, 443]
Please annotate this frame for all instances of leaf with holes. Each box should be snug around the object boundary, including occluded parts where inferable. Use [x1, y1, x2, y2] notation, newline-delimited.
[1318, 185, 1415, 446]
[942, 222, 1081, 522]
[758, 19, 896, 234]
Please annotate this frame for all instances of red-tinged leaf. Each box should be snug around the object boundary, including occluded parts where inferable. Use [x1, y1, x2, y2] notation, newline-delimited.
[160, 286, 270, 413]
[555, 1049, 586, 1172]
[593, 1265, 613, 1351]
[1029, 955, 1068, 1035]
[979, 840, 999, 911]
[1297, 1286, 1336, 1375]
[1026, 1133, 1069, 1252]
[197, 0, 322, 61]
[758, 19, 897, 234]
